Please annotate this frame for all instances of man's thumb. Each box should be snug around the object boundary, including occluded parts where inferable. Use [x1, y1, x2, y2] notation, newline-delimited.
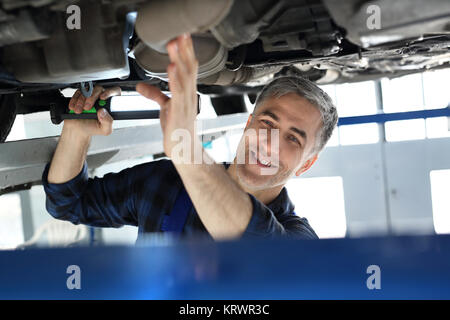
[97, 108, 113, 135]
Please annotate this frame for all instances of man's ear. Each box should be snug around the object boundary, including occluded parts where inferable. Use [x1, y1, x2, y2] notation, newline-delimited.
[295, 154, 318, 176]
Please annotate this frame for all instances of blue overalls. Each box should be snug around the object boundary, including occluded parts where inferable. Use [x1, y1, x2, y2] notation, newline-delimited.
[160, 187, 193, 235]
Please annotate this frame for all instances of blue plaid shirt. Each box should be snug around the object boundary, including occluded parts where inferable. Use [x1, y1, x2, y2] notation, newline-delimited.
[42, 159, 318, 241]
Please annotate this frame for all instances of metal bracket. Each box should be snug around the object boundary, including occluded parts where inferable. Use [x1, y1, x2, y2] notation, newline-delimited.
[80, 81, 94, 98]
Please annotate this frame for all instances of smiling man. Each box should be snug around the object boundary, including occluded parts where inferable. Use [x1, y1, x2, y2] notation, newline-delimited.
[42, 34, 338, 241]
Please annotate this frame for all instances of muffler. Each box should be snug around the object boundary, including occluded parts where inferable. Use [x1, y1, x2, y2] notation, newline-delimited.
[134, 0, 234, 80]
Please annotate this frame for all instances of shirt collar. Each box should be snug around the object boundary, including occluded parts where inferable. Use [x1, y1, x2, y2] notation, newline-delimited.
[266, 187, 295, 215]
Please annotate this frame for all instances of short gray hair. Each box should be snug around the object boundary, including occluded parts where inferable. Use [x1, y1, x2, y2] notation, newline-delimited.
[254, 76, 338, 155]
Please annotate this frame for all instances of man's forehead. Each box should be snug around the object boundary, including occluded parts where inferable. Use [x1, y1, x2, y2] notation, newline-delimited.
[256, 93, 321, 124]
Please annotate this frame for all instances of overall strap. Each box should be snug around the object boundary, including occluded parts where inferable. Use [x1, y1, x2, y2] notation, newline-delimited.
[160, 187, 193, 233]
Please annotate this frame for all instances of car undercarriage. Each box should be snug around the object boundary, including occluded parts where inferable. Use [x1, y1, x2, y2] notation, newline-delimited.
[0, 0, 449, 141]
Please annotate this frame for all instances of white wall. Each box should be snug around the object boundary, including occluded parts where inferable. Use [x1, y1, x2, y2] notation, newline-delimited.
[302, 137, 450, 237]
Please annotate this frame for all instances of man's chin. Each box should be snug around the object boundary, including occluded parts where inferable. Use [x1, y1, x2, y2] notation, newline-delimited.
[236, 163, 274, 190]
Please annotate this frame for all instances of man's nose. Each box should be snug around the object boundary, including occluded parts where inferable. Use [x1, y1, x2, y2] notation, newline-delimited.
[258, 129, 280, 158]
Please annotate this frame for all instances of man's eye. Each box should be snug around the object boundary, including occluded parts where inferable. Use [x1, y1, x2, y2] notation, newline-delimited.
[288, 135, 300, 145]
[262, 119, 273, 127]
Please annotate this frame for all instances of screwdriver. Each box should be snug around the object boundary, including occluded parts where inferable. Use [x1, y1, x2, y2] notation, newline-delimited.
[50, 96, 200, 125]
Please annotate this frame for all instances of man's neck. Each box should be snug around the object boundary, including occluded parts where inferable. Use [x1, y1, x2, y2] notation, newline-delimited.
[226, 162, 283, 205]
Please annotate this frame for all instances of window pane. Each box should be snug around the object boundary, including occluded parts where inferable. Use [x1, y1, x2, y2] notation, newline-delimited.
[0, 194, 24, 249]
[286, 176, 346, 239]
[422, 68, 450, 109]
[426, 117, 450, 139]
[385, 119, 426, 142]
[334, 81, 377, 116]
[382, 73, 424, 112]
[339, 123, 379, 145]
[430, 170, 450, 234]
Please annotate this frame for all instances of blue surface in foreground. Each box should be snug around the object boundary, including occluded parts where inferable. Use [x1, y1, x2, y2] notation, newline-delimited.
[0, 235, 449, 299]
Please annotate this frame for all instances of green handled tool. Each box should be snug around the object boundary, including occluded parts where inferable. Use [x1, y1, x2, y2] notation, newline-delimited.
[50, 95, 200, 125]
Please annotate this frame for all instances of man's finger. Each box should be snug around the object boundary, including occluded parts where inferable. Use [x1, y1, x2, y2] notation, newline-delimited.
[167, 39, 188, 88]
[179, 34, 197, 74]
[100, 86, 122, 100]
[69, 90, 81, 110]
[84, 86, 104, 110]
[159, 104, 168, 133]
[74, 95, 86, 114]
[167, 62, 184, 96]
[136, 83, 170, 107]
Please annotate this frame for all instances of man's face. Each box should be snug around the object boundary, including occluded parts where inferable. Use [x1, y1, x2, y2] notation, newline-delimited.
[234, 92, 323, 191]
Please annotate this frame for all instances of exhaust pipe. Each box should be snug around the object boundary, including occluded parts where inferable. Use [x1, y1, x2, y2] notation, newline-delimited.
[199, 65, 283, 85]
[134, 0, 233, 80]
[134, 34, 227, 80]
[135, 0, 233, 52]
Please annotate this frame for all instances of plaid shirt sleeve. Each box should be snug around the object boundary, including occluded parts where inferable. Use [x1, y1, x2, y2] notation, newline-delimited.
[42, 161, 141, 228]
[242, 193, 319, 240]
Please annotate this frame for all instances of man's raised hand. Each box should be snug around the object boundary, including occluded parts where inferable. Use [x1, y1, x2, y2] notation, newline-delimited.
[136, 33, 199, 159]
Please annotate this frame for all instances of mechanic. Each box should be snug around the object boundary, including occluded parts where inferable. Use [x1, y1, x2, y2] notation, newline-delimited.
[42, 34, 338, 241]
